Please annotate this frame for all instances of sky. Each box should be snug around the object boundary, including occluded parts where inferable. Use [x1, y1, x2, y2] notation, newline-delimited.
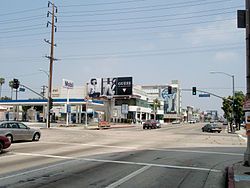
[0, 0, 246, 116]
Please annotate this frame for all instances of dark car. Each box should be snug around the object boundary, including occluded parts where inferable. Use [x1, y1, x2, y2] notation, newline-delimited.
[202, 124, 222, 133]
[143, 120, 161, 129]
[0, 135, 11, 153]
[143, 120, 158, 129]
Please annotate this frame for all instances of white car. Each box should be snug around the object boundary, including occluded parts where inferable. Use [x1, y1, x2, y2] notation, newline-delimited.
[0, 121, 41, 142]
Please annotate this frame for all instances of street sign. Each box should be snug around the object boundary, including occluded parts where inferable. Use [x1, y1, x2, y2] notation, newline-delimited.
[199, 94, 210, 97]
[62, 79, 74, 89]
[244, 99, 250, 111]
[121, 104, 129, 114]
[245, 112, 250, 136]
[19, 88, 25, 92]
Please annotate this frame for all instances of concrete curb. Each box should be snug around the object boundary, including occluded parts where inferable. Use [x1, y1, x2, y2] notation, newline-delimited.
[227, 166, 235, 188]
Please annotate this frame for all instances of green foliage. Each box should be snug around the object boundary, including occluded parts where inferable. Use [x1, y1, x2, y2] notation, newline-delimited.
[0, 78, 5, 85]
[0, 96, 11, 100]
[22, 106, 32, 112]
[153, 98, 161, 110]
[221, 91, 245, 127]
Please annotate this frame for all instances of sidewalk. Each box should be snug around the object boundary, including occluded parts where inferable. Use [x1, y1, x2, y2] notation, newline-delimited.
[23, 121, 138, 130]
[227, 128, 250, 188]
[235, 129, 248, 142]
[227, 162, 250, 188]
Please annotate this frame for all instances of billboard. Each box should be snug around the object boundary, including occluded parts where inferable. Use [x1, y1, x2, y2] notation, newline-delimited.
[161, 87, 177, 113]
[87, 77, 133, 98]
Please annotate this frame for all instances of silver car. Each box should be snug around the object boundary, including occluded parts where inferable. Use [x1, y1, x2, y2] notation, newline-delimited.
[0, 121, 41, 142]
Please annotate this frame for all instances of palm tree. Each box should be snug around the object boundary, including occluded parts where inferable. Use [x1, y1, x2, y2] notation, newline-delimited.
[0, 78, 5, 99]
[9, 80, 14, 100]
[153, 98, 161, 120]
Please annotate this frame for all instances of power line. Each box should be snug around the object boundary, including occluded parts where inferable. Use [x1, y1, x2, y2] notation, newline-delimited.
[0, 43, 243, 62]
[0, 32, 49, 39]
[0, 15, 44, 24]
[60, 17, 236, 33]
[62, 6, 240, 23]
[1, 23, 43, 31]
[60, 0, 232, 17]
[61, 0, 169, 8]
[0, 7, 46, 16]
[0, 27, 44, 34]
[58, 44, 243, 60]
[60, 11, 235, 28]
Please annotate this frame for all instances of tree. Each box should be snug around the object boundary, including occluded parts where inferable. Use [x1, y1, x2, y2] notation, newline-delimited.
[9, 80, 14, 99]
[153, 98, 161, 120]
[222, 91, 245, 132]
[233, 91, 245, 130]
[0, 78, 5, 99]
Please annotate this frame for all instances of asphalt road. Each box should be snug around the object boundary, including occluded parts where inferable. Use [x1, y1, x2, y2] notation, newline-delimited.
[0, 123, 246, 188]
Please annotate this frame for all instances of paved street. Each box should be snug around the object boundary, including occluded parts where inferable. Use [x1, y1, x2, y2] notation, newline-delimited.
[0, 123, 246, 188]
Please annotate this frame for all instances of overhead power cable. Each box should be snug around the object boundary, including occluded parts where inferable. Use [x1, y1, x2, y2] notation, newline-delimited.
[61, 0, 152, 7]
[60, 11, 235, 28]
[59, 42, 242, 59]
[0, 27, 44, 34]
[60, 17, 236, 33]
[62, 6, 240, 23]
[0, 7, 46, 16]
[0, 15, 44, 24]
[60, 0, 232, 17]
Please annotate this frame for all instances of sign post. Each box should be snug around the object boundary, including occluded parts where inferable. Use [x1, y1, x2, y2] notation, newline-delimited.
[63, 79, 74, 126]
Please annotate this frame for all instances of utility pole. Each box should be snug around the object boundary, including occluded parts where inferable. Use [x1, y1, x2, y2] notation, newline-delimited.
[238, 0, 250, 166]
[245, 0, 250, 166]
[45, 1, 58, 128]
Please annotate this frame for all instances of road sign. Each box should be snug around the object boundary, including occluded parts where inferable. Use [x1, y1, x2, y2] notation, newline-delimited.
[245, 112, 250, 136]
[19, 88, 25, 92]
[199, 94, 210, 97]
[62, 79, 74, 89]
[244, 99, 250, 111]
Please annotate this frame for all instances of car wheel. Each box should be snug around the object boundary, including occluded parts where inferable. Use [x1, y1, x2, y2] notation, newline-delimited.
[6, 135, 13, 143]
[0, 142, 3, 153]
[33, 133, 40, 141]
[143, 126, 145, 129]
[218, 131, 221, 133]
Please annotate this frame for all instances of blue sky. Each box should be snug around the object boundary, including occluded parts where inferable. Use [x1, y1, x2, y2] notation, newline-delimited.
[0, 0, 245, 115]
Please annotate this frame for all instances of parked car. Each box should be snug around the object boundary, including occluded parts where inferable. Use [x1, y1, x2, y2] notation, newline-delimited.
[0, 121, 41, 142]
[202, 124, 222, 133]
[0, 135, 11, 153]
[172, 120, 181, 124]
[143, 120, 158, 129]
[188, 119, 196, 124]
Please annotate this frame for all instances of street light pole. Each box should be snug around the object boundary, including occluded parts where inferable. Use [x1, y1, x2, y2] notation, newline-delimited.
[210, 71, 235, 131]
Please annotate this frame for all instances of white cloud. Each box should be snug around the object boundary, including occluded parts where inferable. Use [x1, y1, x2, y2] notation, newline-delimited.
[214, 51, 239, 63]
[183, 19, 241, 46]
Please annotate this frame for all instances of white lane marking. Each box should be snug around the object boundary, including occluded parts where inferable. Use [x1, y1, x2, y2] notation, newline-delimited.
[39, 141, 244, 156]
[147, 148, 244, 156]
[237, 134, 247, 142]
[106, 166, 151, 188]
[6, 152, 221, 175]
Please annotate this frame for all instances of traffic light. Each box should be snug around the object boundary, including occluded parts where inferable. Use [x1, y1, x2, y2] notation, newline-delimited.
[49, 97, 53, 109]
[168, 86, 172, 94]
[13, 79, 20, 89]
[192, 87, 197, 95]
